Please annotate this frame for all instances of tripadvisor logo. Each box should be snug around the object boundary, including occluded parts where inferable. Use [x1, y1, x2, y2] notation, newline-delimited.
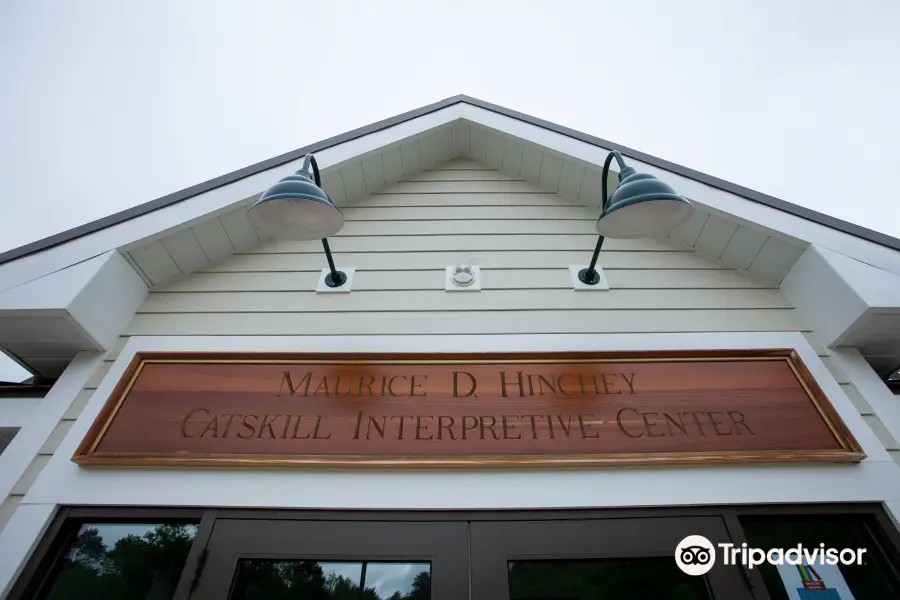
[675, 535, 868, 576]
[675, 535, 716, 576]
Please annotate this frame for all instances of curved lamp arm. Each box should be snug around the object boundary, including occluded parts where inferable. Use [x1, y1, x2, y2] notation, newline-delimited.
[601, 151, 628, 213]
[300, 153, 346, 288]
[579, 151, 629, 284]
[300, 154, 322, 187]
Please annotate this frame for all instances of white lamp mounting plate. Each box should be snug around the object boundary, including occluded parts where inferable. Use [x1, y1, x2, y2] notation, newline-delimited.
[316, 267, 356, 293]
[569, 265, 610, 291]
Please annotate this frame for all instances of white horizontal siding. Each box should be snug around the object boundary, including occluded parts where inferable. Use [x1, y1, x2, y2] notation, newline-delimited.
[160, 269, 774, 292]
[405, 169, 522, 182]
[208, 252, 728, 272]
[350, 193, 582, 207]
[125, 310, 801, 336]
[383, 180, 541, 194]
[246, 235, 675, 254]
[339, 206, 596, 220]
[126, 159, 800, 338]
[338, 220, 599, 235]
[139, 288, 790, 313]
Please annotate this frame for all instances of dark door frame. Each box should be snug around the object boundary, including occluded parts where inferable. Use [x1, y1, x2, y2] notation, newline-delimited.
[469, 515, 755, 599]
[8, 503, 900, 600]
[189, 517, 468, 600]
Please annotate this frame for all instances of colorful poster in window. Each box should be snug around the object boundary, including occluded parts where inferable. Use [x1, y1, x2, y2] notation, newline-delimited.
[776, 562, 856, 600]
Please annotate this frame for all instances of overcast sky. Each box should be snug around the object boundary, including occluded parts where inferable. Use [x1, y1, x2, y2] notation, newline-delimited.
[1, 0, 899, 381]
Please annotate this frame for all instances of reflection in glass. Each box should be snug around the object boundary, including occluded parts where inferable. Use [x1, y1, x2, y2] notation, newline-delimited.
[230, 560, 431, 600]
[367, 563, 430, 599]
[508, 558, 712, 600]
[40, 522, 199, 600]
[740, 516, 900, 600]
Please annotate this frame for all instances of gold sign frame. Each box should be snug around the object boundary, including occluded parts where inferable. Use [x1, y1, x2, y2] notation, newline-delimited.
[72, 349, 866, 469]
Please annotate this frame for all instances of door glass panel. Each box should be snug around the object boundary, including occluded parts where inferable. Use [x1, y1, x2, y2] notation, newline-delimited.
[507, 558, 713, 600]
[740, 515, 900, 600]
[230, 560, 431, 600]
[38, 522, 199, 600]
[366, 563, 431, 599]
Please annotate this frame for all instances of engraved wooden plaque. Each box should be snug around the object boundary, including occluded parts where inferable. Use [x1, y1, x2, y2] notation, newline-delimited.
[73, 350, 865, 468]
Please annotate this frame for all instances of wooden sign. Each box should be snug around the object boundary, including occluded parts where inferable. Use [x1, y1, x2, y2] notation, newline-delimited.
[73, 350, 865, 468]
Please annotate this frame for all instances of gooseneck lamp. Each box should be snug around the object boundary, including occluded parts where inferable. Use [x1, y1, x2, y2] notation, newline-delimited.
[247, 153, 347, 287]
[578, 151, 695, 285]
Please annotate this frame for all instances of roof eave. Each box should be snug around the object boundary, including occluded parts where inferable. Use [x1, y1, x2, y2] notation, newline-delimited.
[2, 94, 899, 268]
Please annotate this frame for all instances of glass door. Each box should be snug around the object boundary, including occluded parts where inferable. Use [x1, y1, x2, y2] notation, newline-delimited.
[470, 515, 755, 600]
[189, 518, 469, 600]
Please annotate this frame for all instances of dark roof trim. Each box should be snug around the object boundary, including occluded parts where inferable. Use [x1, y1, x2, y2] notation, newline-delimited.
[2, 94, 899, 266]
[458, 95, 900, 253]
[0, 95, 464, 265]
[0, 380, 53, 397]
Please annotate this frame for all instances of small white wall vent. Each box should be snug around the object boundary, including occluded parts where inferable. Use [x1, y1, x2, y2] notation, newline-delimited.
[446, 264, 481, 292]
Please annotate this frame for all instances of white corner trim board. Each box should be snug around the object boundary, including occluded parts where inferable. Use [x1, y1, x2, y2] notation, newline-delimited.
[0, 503, 57, 599]
[830, 348, 900, 445]
[0, 351, 104, 503]
[20, 332, 899, 511]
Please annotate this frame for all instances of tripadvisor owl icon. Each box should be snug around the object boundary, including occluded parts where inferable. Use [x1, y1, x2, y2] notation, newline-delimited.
[675, 535, 716, 576]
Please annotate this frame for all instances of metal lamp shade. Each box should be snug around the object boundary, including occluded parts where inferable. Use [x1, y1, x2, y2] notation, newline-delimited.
[247, 172, 344, 241]
[595, 169, 694, 239]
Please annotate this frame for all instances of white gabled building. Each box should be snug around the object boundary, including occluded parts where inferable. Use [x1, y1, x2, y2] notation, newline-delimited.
[1, 95, 899, 599]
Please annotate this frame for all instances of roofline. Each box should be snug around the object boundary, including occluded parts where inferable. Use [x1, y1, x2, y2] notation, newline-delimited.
[0, 95, 464, 266]
[461, 95, 900, 253]
[2, 94, 899, 266]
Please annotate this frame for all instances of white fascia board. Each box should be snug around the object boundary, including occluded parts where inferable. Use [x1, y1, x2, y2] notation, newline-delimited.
[817, 246, 900, 308]
[783, 245, 900, 347]
[0, 251, 147, 352]
[782, 246, 870, 347]
[316, 104, 464, 171]
[457, 104, 900, 278]
[66, 251, 148, 350]
[23, 332, 896, 511]
[0, 252, 107, 307]
[0, 105, 465, 294]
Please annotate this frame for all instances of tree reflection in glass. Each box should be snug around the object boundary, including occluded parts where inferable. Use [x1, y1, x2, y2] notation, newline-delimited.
[40, 523, 199, 600]
[230, 560, 431, 600]
[508, 558, 712, 600]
